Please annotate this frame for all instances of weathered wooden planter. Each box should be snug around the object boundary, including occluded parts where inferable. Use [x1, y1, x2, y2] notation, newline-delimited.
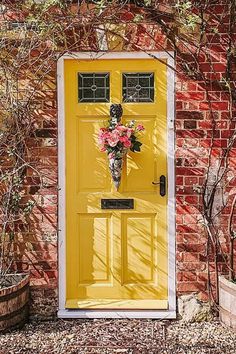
[0, 273, 29, 332]
[219, 275, 236, 330]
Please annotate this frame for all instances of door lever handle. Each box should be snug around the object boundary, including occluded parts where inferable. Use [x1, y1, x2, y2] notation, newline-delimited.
[152, 175, 166, 197]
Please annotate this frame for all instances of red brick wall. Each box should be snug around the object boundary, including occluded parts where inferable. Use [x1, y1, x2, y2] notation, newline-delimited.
[14, 72, 59, 319]
[3, 2, 235, 317]
[175, 3, 236, 302]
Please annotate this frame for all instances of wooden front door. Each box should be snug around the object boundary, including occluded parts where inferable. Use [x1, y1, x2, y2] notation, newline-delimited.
[64, 58, 168, 309]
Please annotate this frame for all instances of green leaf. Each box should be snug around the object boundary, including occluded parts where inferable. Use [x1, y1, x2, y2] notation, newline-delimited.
[132, 141, 142, 152]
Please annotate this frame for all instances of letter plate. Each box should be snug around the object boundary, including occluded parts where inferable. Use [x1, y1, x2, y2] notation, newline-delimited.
[101, 199, 134, 209]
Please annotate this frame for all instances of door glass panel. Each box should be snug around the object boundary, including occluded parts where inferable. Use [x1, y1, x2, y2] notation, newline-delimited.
[78, 73, 110, 102]
[122, 72, 154, 102]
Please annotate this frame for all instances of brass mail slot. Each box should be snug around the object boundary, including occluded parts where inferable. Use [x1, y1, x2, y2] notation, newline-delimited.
[101, 199, 134, 209]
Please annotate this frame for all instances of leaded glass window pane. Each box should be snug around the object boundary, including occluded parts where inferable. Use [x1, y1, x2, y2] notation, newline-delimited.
[122, 72, 154, 102]
[78, 73, 110, 102]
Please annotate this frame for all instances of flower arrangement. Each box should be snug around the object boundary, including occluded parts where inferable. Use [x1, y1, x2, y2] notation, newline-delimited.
[98, 120, 145, 157]
[98, 117, 145, 189]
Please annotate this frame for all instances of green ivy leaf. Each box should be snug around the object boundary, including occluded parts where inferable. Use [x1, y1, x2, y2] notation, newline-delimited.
[132, 141, 142, 152]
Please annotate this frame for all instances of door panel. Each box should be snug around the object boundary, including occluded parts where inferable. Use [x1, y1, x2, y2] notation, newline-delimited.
[64, 58, 168, 309]
[121, 214, 157, 285]
[78, 213, 111, 285]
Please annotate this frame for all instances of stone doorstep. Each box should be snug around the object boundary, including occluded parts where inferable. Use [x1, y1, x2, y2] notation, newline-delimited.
[178, 294, 213, 322]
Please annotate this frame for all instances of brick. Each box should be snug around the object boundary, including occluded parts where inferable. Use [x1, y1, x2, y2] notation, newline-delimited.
[176, 186, 196, 195]
[177, 224, 200, 234]
[184, 214, 199, 224]
[207, 128, 221, 138]
[175, 120, 183, 129]
[178, 243, 205, 253]
[177, 130, 205, 138]
[177, 262, 206, 272]
[177, 271, 197, 282]
[176, 111, 204, 120]
[212, 139, 228, 148]
[184, 138, 199, 147]
[176, 158, 183, 166]
[176, 138, 185, 147]
[176, 101, 183, 110]
[199, 139, 212, 148]
[176, 214, 183, 224]
[176, 167, 206, 176]
[184, 177, 198, 185]
[34, 129, 57, 138]
[183, 252, 199, 262]
[184, 101, 200, 110]
[201, 101, 229, 110]
[178, 281, 206, 292]
[183, 234, 201, 243]
[176, 176, 184, 185]
[197, 273, 209, 283]
[198, 121, 213, 130]
[177, 203, 199, 215]
[216, 121, 228, 129]
[184, 120, 197, 129]
[176, 92, 205, 101]
[185, 195, 199, 205]
[221, 130, 233, 138]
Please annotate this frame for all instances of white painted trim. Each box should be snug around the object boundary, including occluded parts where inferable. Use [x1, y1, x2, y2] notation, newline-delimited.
[167, 55, 176, 312]
[58, 51, 174, 61]
[58, 309, 176, 319]
[57, 57, 66, 312]
[57, 51, 176, 319]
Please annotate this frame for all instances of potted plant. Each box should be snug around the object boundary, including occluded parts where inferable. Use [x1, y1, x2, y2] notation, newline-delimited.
[0, 123, 32, 332]
[0, 178, 31, 332]
[0, 272, 30, 332]
[219, 195, 236, 329]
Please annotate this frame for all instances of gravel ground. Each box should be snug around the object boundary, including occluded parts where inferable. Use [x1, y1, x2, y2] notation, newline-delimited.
[0, 319, 236, 354]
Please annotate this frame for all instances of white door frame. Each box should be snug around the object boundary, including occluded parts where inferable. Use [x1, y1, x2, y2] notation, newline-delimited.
[57, 51, 176, 319]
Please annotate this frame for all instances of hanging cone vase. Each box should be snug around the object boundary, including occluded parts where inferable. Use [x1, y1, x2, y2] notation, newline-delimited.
[108, 156, 123, 190]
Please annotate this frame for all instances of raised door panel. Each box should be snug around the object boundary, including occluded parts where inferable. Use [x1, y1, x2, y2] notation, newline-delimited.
[121, 214, 157, 286]
[78, 214, 112, 285]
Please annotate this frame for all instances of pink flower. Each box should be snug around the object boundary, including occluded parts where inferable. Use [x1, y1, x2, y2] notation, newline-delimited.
[112, 128, 121, 136]
[123, 138, 131, 148]
[136, 124, 145, 131]
[119, 136, 127, 143]
[118, 136, 131, 148]
[107, 131, 119, 147]
[116, 124, 127, 131]
[98, 129, 110, 144]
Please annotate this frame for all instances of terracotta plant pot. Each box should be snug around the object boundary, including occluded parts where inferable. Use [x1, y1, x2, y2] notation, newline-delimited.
[219, 275, 236, 330]
[0, 273, 29, 332]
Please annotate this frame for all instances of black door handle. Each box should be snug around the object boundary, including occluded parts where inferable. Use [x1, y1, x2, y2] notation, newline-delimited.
[152, 175, 166, 196]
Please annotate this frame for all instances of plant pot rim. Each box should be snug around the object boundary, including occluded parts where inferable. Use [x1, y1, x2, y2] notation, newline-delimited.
[219, 275, 236, 290]
[0, 273, 30, 297]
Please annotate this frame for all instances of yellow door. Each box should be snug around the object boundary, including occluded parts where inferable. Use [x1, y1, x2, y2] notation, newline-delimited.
[64, 58, 168, 309]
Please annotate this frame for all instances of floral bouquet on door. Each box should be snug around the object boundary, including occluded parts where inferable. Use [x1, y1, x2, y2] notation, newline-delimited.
[98, 104, 145, 190]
